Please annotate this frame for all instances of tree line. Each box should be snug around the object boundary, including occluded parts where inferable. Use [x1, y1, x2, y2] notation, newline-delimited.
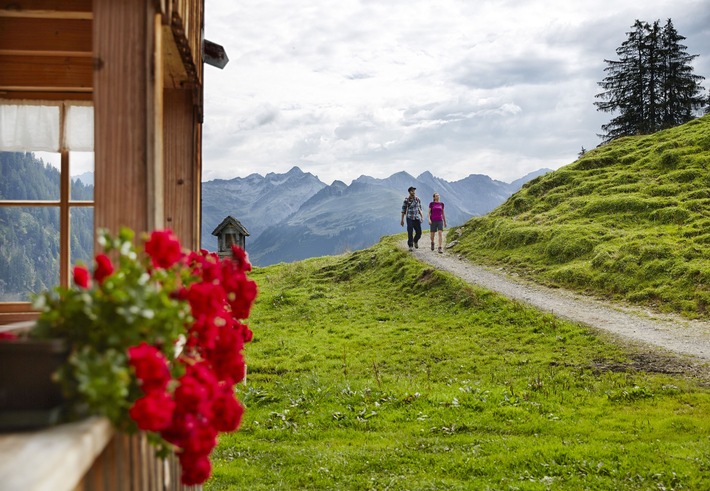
[595, 18, 707, 143]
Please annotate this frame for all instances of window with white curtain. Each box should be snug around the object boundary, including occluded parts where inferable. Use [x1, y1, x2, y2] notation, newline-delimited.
[0, 101, 95, 306]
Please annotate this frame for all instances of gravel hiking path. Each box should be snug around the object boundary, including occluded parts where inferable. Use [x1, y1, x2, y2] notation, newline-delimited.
[402, 233, 710, 375]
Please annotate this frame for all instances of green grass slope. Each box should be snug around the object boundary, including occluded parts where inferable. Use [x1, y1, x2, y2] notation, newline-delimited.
[450, 115, 710, 319]
[207, 238, 710, 490]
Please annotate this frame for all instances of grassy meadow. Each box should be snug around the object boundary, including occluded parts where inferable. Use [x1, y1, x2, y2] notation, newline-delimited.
[206, 236, 710, 490]
[450, 114, 710, 320]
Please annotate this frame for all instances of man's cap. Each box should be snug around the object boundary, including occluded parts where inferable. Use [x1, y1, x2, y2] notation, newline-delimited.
[408, 186, 416, 192]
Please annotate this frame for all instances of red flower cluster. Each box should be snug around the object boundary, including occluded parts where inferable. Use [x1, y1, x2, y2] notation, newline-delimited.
[93, 254, 114, 284]
[73, 265, 91, 288]
[126, 231, 257, 486]
[145, 229, 184, 269]
[72, 253, 115, 289]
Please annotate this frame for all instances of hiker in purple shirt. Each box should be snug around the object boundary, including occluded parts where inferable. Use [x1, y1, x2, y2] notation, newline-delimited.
[400, 186, 424, 251]
[428, 192, 447, 253]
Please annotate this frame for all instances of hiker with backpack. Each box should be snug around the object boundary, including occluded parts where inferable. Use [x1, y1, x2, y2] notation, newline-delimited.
[400, 186, 424, 251]
[428, 192, 447, 253]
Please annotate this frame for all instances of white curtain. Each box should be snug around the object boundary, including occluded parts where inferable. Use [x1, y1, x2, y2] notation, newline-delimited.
[0, 102, 94, 152]
[0, 103, 60, 151]
[65, 104, 94, 151]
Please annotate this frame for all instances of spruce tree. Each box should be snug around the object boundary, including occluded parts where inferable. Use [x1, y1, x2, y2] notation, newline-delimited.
[659, 19, 706, 127]
[595, 19, 706, 143]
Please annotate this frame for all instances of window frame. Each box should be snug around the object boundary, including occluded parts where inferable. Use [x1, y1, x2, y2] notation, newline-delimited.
[0, 103, 94, 323]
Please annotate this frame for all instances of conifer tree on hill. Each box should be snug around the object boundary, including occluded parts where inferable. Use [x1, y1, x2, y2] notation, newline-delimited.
[595, 19, 706, 143]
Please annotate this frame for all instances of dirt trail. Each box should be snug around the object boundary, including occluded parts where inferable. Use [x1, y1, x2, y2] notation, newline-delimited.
[403, 234, 710, 366]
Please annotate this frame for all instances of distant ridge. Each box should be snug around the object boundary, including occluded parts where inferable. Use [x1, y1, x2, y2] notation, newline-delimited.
[72, 171, 94, 186]
[201, 167, 551, 266]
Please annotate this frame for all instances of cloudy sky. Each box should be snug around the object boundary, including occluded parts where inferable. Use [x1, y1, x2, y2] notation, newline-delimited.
[202, 0, 710, 185]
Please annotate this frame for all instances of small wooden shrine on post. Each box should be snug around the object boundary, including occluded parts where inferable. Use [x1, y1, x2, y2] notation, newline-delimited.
[212, 216, 250, 258]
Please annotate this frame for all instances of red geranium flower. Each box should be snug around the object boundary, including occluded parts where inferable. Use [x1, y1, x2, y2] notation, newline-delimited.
[187, 314, 221, 351]
[211, 385, 244, 432]
[128, 342, 171, 393]
[186, 281, 227, 318]
[219, 263, 258, 320]
[230, 245, 252, 272]
[129, 392, 176, 431]
[208, 325, 247, 383]
[174, 373, 211, 414]
[145, 229, 184, 269]
[228, 279, 258, 320]
[93, 253, 114, 284]
[73, 265, 91, 288]
[161, 411, 197, 447]
[179, 452, 211, 486]
[180, 418, 218, 456]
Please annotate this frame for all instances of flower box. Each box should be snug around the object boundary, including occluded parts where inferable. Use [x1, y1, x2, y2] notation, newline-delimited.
[0, 338, 69, 430]
[20, 228, 257, 485]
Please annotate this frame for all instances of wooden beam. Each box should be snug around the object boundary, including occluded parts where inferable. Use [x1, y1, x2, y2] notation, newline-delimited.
[0, 18, 92, 53]
[162, 24, 189, 89]
[0, 54, 93, 89]
[60, 149, 70, 288]
[0, 90, 92, 100]
[0, 0, 92, 16]
[0, 304, 38, 325]
[0, 10, 90, 19]
[149, 12, 164, 231]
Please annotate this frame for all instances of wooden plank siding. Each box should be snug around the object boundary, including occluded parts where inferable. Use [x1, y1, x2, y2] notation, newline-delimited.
[0, 0, 93, 101]
[0, 0, 92, 13]
[92, 0, 204, 242]
[0, 54, 93, 90]
[0, 17, 91, 52]
[164, 88, 201, 249]
[92, 0, 153, 235]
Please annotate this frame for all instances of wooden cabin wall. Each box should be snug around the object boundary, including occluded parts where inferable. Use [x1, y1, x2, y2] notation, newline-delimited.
[93, 0, 161, 237]
[163, 88, 200, 250]
[93, 0, 204, 245]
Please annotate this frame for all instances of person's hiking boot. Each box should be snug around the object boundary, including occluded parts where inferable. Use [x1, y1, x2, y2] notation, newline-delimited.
[438, 247, 443, 254]
[414, 241, 419, 249]
[431, 241, 435, 251]
[409, 246, 413, 252]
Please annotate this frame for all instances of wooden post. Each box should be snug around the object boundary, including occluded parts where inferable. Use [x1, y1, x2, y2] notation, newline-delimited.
[93, 0, 159, 237]
[164, 88, 198, 249]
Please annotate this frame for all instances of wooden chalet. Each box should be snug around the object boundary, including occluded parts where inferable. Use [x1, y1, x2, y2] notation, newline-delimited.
[0, 0, 227, 489]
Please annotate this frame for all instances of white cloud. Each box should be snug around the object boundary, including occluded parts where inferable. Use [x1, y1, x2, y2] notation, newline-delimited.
[202, 0, 710, 184]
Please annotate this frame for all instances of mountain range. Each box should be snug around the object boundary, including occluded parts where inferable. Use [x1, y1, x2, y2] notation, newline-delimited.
[201, 167, 551, 266]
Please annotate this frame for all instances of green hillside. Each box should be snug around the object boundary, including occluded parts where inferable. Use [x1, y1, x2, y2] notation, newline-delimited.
[208, 237, 710, 490]
[450, 115, 710, 319]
